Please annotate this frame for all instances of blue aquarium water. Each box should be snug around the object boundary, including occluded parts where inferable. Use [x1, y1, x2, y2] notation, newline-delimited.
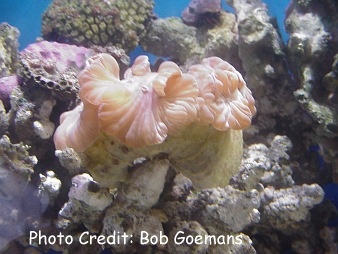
[0, 0, 51, 50]
[0, 0, 289, 50]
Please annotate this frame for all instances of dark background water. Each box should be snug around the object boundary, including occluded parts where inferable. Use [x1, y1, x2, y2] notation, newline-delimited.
[0, 0, 289, 51]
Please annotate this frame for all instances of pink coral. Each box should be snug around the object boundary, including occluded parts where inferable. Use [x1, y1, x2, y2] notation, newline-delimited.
[189, 57, 256, 130]
[79, 54, 199, 148]
[54, 54, 256, 151]
[55, 53, 199, 149]
[53, 101, 99, 152]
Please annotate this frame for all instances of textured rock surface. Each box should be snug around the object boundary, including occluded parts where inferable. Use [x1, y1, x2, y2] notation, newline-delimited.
[261, 184, 324, 229]
[231, 135, 295, 190]
[8, 87, 56, 159]
[196, 187, 261, 233]
[37, 171, 62, 211]
[141, 12, 239, 66]
[226, 0, 300, 139]
[0, 23, 19, 78]
[59, 173, 112, 232]
[98, 163, 258, 254]
[286, 0, 338, 138]
[182, 0, 222, 27]
[42, 0, 154, 53]
[117, 159, 170, 209]
[19, 41, 90, 101]
[0, 135, 36, 199]
[54, 148, 85, 176]
[163, 185, 260, 232]
[0, 75, 20, 109]
[285, 0, 338, 184]
[19, 41, 130, 102]
[0, 100, 9, 135]
[0, 135, 36, 252]
[249, 183, 327, 253]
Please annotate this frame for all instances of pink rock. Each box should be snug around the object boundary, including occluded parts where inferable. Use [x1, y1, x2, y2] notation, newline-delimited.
[21, 41, 90, 73]
[182, 0, 221, 26]
[20, 41, 91, 100]
[189, 0, 221, 14]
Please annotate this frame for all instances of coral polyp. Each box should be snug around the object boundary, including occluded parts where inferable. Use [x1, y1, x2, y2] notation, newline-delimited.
[42, 0, 154, 53]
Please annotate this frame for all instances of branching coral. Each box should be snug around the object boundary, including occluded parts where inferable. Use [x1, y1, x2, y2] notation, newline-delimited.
[54, 54, 255, 189]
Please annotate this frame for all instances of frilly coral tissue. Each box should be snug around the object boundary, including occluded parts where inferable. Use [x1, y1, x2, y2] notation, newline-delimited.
[53, 101, 99, 152]
[190, 57, 257, 130]
[54, 53, 256, 150]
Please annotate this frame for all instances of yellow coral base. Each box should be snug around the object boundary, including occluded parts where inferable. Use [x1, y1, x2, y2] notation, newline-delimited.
[84, 124, 243, 190]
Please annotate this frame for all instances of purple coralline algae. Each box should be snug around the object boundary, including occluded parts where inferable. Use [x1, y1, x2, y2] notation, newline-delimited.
[0, 75, 20, 109]
[19, 41, 130, 102]
[182, 0, 222, 26]
[20, 41, 91, 101]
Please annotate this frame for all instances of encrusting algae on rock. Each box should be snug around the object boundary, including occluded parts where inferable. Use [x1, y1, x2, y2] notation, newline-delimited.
[54, 53, 256, 190]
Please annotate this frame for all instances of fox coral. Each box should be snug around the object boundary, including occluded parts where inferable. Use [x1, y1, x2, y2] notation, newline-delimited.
[189, 57, 256, 130]
[77, 53, 199, 148]
[53, 102, 99, 152]
[54, 53, 256, 189]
